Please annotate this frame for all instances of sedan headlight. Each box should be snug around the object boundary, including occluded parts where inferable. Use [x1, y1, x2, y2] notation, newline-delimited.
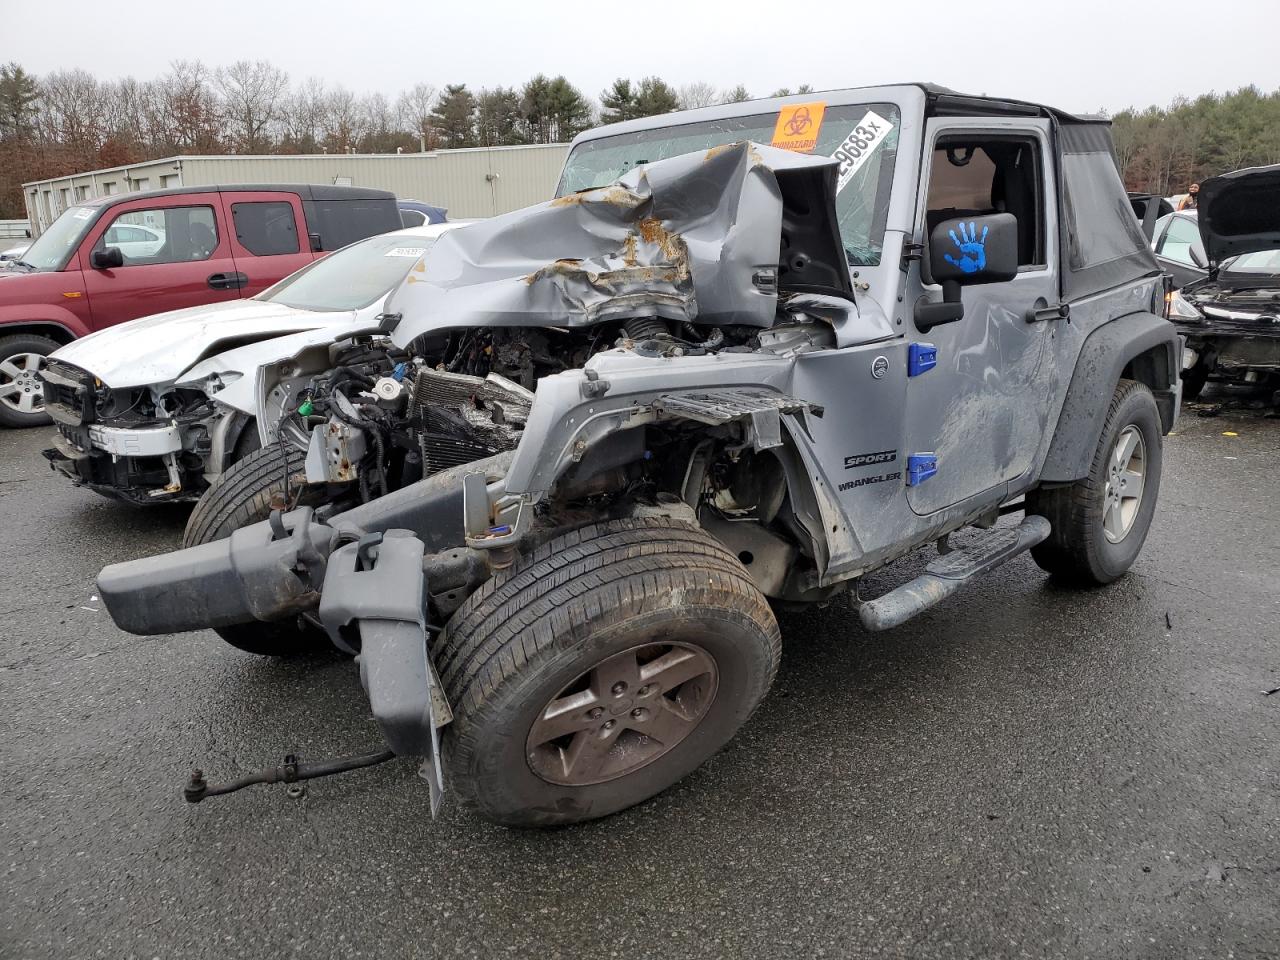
[1166, 289, 1204, 322]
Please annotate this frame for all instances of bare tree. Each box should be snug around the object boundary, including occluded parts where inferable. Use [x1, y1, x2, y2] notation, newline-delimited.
[360, 92, 405, 152]
[321, 86, 366, 153]
[278, 77, 326, 153]
[153, 60, 222, 153]
[396, 82, 437, 151]
[215, 60, 288, 153]
[677, 82, 719, 110]
[38, 69, 105, 153]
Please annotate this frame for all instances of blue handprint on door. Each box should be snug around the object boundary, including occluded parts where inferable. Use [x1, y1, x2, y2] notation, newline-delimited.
[944, 221, 988, 275]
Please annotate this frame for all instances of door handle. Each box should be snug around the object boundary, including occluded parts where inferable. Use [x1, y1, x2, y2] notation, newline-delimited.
[1025, 299, 1070, 324]
[207, 272, 249, 291]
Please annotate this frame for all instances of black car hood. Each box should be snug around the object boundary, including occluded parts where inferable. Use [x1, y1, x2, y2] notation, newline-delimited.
[1198, 164, 1280, 266]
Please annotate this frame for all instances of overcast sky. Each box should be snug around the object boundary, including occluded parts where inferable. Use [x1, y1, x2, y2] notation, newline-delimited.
[5, 0, 1279, 115]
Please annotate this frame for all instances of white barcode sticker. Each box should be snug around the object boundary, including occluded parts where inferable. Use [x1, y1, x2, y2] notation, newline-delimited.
[72, 207, 94, 219]
[384, 247, 427, 258]
[833, 111, 893, 193]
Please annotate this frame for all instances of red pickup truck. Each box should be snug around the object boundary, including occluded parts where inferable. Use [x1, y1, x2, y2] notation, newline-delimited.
[0, 183, 402, 427]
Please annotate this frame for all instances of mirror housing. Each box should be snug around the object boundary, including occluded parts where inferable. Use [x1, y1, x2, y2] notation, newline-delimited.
[91, 247, 124, 270]
[916, 213, 1019, 331]
[926, 213, 1019, 286]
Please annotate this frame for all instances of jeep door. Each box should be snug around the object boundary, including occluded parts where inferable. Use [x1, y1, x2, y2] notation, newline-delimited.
[902, 119, 1060, 515]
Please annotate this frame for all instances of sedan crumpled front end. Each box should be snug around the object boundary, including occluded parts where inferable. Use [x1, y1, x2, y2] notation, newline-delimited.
[40, 357, 241, 503]
[1176, 273, 1280, 394]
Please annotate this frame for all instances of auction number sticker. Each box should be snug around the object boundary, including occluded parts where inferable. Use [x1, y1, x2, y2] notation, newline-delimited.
[771, 101, 827, 153]
[384, 246, 428, 258]
[833, 110, 893, 192]
[72, 207, 94, 219]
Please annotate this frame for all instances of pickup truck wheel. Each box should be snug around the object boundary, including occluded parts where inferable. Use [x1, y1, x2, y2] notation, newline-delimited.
[183, 442, 319, 656]
[436, 518, 781, 827]
[1027, 379, 1163, 586]
[0, 334, 59, 428]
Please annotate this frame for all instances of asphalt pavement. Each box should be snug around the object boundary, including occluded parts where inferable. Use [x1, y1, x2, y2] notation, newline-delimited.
[2, 393, 1277, 959]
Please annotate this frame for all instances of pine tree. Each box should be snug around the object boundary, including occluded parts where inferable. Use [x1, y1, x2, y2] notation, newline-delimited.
[0, 63, 39, 142]
[430, 84, 477, 149]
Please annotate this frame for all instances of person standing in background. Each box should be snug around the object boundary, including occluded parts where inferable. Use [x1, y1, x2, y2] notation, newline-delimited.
[1178, 183, 1200, 210]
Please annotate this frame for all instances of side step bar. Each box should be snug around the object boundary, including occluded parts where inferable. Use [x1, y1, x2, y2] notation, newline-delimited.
[858, 516, 1051, 632]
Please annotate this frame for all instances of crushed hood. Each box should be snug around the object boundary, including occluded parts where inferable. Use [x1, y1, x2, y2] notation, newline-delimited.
[52, 299, 357, 388]
[1198, 164, 1280, 266]
[386, 141, 851, 347]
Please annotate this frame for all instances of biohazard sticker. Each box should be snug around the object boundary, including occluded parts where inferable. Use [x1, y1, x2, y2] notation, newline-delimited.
[832, 110, 893, 192]
[384, 246, 428, 258]
[771, 101, 826, 153]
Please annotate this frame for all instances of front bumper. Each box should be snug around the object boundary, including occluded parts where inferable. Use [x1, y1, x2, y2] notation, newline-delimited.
[98, 505, 456, 802]
[1175, 317, 1280, 373]
[40, 361, 210, 503]
[43, 427, 204, 504]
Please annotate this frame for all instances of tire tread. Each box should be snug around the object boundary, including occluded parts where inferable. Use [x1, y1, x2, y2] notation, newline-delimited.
[438, 518, 781, 819]
[183, 442, 305, 548]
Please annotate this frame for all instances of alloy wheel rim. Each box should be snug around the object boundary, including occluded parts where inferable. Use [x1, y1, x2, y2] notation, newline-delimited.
[0, 352, 46, 415]
[1103, 424, 1146, 544]
[525, 641, 719, 786]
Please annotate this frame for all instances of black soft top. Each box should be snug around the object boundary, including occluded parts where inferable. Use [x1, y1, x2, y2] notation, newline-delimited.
[917, 83, 1106, 127]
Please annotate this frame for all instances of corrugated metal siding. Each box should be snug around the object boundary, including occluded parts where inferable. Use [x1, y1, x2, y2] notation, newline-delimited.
[0, 219, 31, 240]
[24, 146, 569, 233]
[184, 146, 568, 218]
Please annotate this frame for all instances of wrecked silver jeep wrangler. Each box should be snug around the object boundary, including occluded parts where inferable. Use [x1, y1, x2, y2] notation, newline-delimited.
[98, 85, 1180, 827]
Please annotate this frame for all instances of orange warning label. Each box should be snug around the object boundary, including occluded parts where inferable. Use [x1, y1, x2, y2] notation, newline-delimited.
[771, 101, 826, 153]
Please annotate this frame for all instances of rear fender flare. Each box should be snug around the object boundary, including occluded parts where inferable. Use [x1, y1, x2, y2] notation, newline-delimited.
[1039, 311, 1179, 484]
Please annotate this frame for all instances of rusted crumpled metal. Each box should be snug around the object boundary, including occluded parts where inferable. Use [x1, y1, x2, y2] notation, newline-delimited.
[386, 141, 844, 344]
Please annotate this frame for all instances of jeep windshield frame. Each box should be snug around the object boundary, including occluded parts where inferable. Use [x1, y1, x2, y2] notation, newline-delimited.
[557, 102, 901, 268]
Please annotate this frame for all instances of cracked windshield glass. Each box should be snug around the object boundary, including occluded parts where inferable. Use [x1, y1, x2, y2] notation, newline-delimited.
[557, 101, 900, 266]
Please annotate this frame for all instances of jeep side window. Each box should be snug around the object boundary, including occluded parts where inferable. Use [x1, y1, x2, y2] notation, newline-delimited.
[925, 138, 1044, 268]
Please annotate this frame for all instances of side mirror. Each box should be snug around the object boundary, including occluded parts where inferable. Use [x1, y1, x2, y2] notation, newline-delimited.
[927, 213, 1019, 285]
[91, 247, 124, 270]
[916, 213, 1019, 331]
[308, 232, 323, 253]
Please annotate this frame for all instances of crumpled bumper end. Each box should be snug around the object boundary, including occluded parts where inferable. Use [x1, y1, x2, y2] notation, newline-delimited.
[98, 508, 337, 635]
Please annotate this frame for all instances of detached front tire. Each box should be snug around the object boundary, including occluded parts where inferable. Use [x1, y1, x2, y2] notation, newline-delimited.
[183, 442, 319, 656]
[1027, 378, 1163, 585]
[436, 518, 781, 828]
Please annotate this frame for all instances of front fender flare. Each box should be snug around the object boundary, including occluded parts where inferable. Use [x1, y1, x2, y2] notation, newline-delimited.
[499, 355, 853, 578]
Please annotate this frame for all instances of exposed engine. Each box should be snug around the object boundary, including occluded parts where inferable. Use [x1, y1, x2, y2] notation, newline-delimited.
[270, 318, 750, 505]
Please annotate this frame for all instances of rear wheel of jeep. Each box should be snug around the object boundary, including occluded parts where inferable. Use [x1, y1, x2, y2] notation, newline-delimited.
[0, 333, 59, 428]
[184, 442, 319, 656]
[1027, 378, 1163, 586]
[436, 518, 781, 828]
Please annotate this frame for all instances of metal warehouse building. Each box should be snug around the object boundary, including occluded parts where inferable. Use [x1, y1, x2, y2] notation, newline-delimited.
[22, 143, 570, 234]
